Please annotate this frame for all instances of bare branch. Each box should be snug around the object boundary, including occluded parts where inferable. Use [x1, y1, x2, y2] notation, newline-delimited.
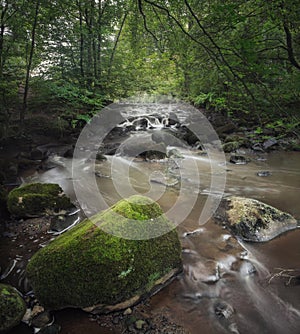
[267, 268, 300, 286]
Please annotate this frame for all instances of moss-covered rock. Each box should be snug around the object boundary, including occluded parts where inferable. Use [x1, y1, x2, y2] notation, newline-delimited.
[0, 284, 26, 331]
[215, 196, 298, 242]
[7, 183, 72, 218]
[26, 195, 182, 311]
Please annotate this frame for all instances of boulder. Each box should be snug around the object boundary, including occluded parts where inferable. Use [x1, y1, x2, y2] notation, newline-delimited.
[7, 183, 72, 218]
[0, 284, 26, 331]
[215, 196, 298, 242]
[222, 141, 241, 153]
[26, 195, 182, 312]
[120, 135, 167, 159]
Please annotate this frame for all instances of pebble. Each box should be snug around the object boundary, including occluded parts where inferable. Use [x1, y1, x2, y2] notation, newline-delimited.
[135, 319, 146, 330]
[257, 171, 272, 177]
[124, 308, 133, 315]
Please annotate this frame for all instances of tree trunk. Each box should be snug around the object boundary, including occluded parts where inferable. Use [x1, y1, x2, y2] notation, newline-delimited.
[20, 0, 40, 130]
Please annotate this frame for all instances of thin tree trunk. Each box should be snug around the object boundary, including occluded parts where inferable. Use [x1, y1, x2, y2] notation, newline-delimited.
[107, 12, 128, 80]
[20, 0, 40, 130]
[78, 1, 85, 79]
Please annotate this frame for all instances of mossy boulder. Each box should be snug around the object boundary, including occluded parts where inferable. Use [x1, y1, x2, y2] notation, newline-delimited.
[215, 196, 298, 242]
[0, 284, 26, 331]
[26, 195, 182, 312]
[7, 183, 72, 218]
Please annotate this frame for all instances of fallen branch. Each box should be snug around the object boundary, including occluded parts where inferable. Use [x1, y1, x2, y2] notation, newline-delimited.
[267, 268, 300, 286]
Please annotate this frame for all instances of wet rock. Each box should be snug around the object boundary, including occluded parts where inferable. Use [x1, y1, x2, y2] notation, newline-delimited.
[49, 210, 79, 233]
[223, 135, 249, 153]
[215, 123, 237, 135]
[252, 143, 264, 152]
[168, 112, 180, 126]
[229, 155, 248, 165]
[26, 195, 182, 311]
[256, 171, 272, 177]
[215, 196, 298, 242]
[7, 183, 72, 218]
[31, 310, 52, 328]
[38, 323, 61, 334]
[30, 148, 49, 160]
[140, 150, 167, 161]
[239, 260, 256, 277]
[152, 131, 185, 147]
[185, 260, 220, 284]
[63, 146, 74, 158]
[95, 153, 107, 161]
[214, 300, 235, 319]
[150, 172, 179, 187]
[263, 138, 278, 150]
[120, 135, 167, 158]
[179, 126, 198, 146]
[102, 142, 120, 155]
[167, 148, 184, 159]
[0, 284, 26, 331]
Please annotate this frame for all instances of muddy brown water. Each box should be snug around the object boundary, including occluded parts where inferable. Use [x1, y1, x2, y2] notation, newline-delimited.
[1, 148, 298, 334]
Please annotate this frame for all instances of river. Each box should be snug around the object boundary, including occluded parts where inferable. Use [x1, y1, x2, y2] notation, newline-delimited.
[4, 101, 300, 333]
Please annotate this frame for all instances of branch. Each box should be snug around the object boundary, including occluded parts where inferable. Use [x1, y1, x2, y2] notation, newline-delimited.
[137, 0, 160, 44]
[267, 268, 300, 286]
[283, 23, 300, 71]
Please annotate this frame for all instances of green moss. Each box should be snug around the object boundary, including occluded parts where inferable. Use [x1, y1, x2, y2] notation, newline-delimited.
[26, 195, 182, 310]
[224, 196, 297, 241]
[7, 183, 72, 217]
[222, 141, 241, 153]
[0, 284, 26, 331]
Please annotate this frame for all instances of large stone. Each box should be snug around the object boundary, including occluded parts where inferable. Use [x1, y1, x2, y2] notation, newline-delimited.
[26, 195, 182, 311]
[7, 183, 72, 218]
[0, 284, 26, 331]
[215, 196, 298, 242]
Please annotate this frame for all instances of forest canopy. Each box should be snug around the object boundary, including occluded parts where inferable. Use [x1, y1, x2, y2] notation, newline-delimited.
[0, 0, 299, 137]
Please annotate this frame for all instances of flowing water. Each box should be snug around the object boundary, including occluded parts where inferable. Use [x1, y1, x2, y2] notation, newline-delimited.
[4, 102, 300, 333]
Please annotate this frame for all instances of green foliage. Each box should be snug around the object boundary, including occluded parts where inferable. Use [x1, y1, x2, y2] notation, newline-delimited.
[0, 0, 299, 131]
[193, 92, 227, 111]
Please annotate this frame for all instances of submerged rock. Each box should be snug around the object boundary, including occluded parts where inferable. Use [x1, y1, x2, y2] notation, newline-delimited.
[7, 183, 72, 218]
[26, 195, 182, 311]
[256, 171, 272, 177]
[0, 284, 26, 331]
[215, 196, 298, 242]
[229, 155, 248, 165]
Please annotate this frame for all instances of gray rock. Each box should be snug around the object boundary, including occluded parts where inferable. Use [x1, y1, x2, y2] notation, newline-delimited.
[256, 171, 272, 177]
[152, 131, 185, 147]
[214, 300, 235, 319]
[39, 324, 61, 334]
[215, 196, 298, 242]
[229, 155, 248, 165]
[31, 311, 52, 328]
[263, 138, 277, 150]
